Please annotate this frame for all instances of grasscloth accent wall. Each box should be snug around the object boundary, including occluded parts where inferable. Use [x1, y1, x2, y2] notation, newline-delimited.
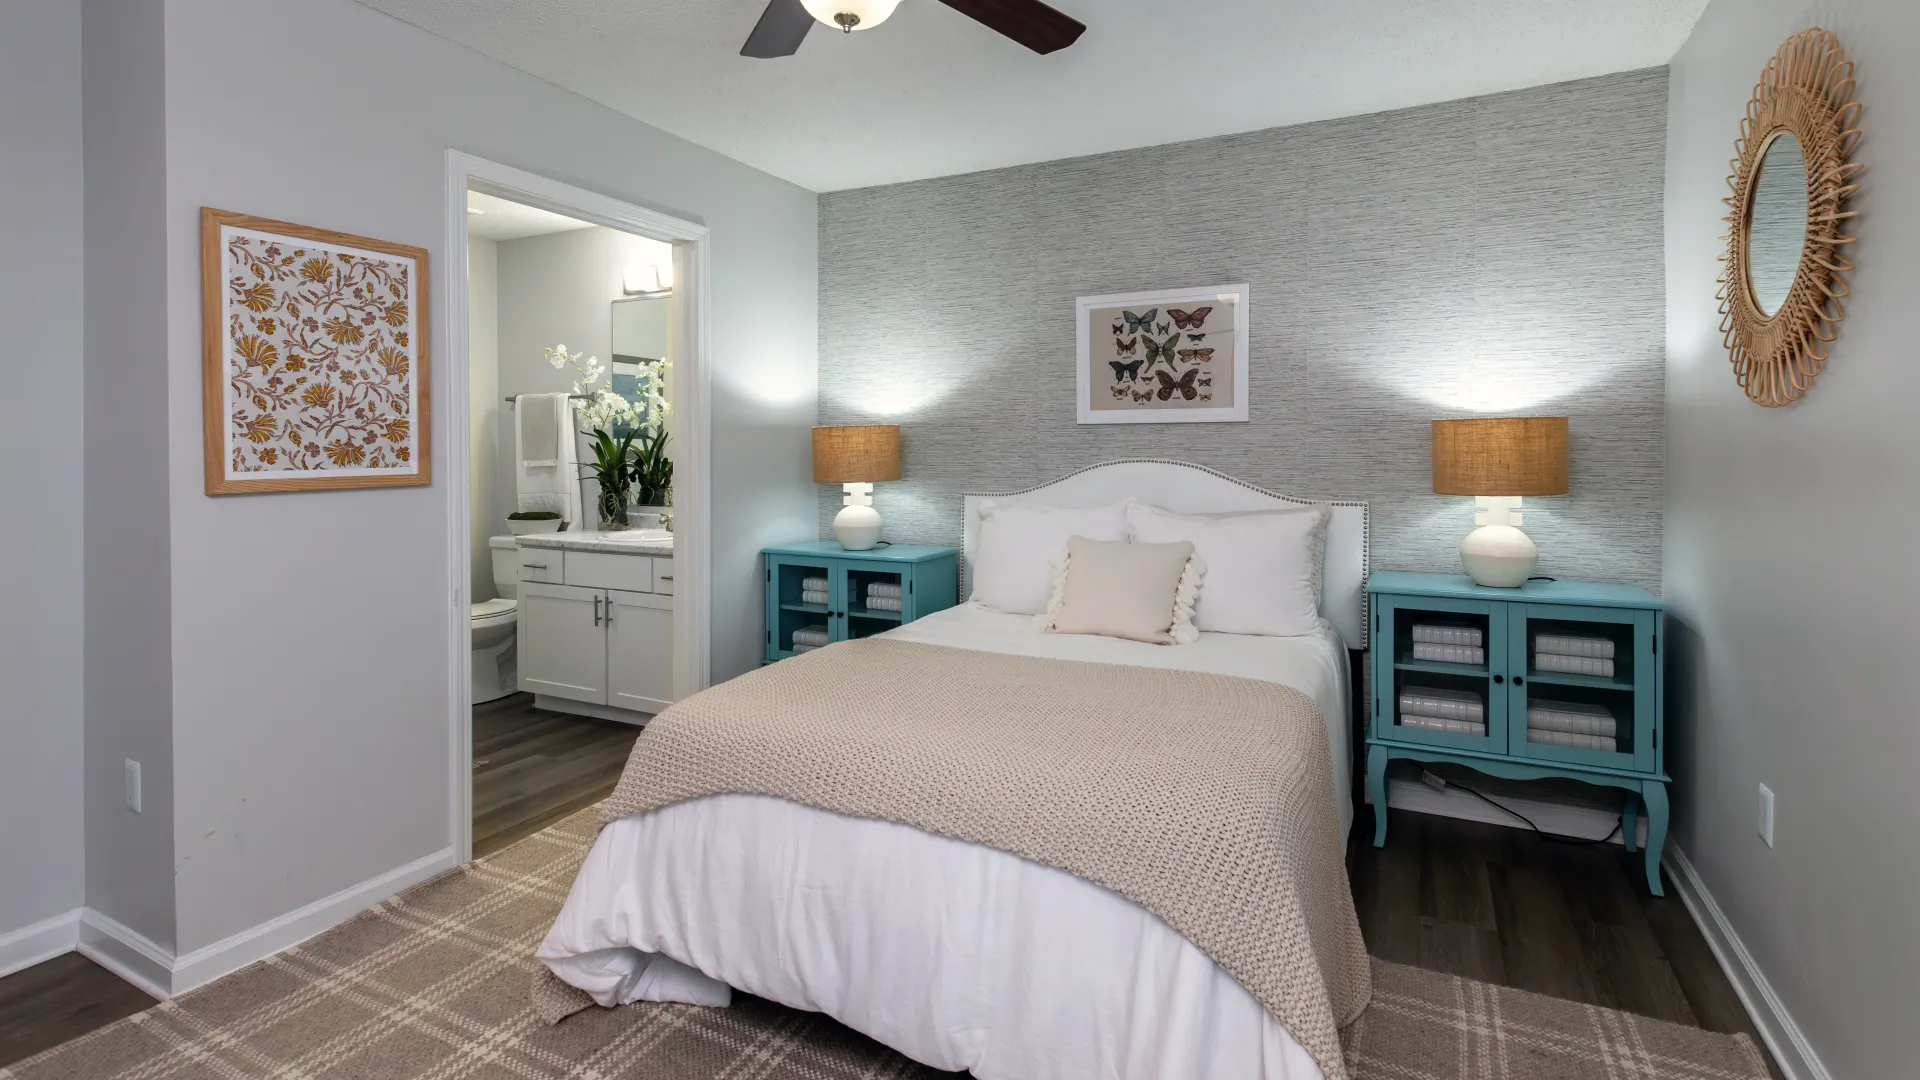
[819, 69, 1667, 588]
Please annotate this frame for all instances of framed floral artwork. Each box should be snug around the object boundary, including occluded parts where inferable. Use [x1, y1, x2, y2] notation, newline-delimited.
[201, 208, 430, 494]
[1075, 283, 1249, 424]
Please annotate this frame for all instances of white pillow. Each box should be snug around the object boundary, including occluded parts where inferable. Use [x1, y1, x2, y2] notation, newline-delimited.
[970, 500, 1131, 615]
[1035, 537, 1202, 645]
[1126, 502, 1330, 636]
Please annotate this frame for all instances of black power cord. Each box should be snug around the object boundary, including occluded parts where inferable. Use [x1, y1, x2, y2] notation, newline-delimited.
[1440, 775, 1623, 846]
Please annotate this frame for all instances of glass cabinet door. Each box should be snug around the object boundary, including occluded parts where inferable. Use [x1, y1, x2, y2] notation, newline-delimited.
[1504, 603, 1656, 773]
[766, 554, 837, 659]
[1375, 593, 1508, 754]
[841, 561, 907, 642]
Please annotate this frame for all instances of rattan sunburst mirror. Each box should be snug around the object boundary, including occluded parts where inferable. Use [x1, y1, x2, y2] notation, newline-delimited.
[1719, 28, 1864, 407]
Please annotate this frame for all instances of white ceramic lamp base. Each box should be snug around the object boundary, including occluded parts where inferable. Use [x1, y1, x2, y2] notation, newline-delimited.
[1459, 496, 1538, 588]
[834, 482, 883, 551]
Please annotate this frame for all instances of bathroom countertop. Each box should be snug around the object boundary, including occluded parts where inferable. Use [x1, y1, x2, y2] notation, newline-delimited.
[516, 531, 674, 557]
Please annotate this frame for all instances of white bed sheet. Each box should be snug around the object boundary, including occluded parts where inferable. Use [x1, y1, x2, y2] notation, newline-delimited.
[539, 606, 1355, 1080]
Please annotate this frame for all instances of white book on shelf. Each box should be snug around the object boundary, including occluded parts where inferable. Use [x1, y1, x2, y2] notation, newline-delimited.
[800, 577, 828, 593]
[1535, 634, 1615, 659]
[1535, 652, 1615, 678]
[1397, 714, 1486, 736]
[865, 582, 903, 599]
[1527, 728, 1617, 752]
[1527, 701, 1618, 737]
[864, 596, 903, 612]
[1398, 687, 1485, 723]
[1412, 624, 1482, 647]
[1412, 642, 1484, 665]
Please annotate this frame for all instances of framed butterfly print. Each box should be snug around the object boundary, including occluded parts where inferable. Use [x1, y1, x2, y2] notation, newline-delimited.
[1075, 284, 1248, 425]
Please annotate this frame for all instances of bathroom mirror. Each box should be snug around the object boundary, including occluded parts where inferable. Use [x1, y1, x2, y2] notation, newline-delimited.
[1719, 28, 1863, 407]
[610, 295, 670, 431]
[1742, 132, 1808, 318]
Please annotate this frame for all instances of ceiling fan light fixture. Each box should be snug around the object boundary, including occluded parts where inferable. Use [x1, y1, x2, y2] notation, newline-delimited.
[800, 0, 901, 33]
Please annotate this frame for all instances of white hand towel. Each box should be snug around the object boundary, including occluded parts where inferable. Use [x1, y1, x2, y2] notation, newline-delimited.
[515, 394, 581, 527]
[518, 392, 564, 467]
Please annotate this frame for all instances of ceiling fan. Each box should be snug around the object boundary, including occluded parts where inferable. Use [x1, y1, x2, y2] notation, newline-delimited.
[741, 0, 1085, 58]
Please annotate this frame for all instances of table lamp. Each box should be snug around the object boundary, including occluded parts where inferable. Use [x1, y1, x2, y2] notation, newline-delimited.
[1431, 417, 1568, 588]
[813, 425, 901, 551]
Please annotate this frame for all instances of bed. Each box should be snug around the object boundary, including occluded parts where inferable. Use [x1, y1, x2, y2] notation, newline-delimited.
[537, 461, 1371, 1080]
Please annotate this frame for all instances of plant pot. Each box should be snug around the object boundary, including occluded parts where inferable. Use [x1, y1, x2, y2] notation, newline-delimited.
[597, 486, 633, 532]
[506, 518, 562, 536]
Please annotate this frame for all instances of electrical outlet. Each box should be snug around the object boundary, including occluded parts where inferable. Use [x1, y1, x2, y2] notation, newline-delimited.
[125, 759, 143, 814]
[1757, 783, 1774, 847]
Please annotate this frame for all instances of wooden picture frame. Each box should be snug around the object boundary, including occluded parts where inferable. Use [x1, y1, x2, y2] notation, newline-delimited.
[1075, 284, 1250, 424]
[201, 208, 431, 494]
[1718, 29, 1863, 407]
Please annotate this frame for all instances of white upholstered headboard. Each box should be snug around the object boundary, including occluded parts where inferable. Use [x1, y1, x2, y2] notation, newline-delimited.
[962, 460, 1371, 649]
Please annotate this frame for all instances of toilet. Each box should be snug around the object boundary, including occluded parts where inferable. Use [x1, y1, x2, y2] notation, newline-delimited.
[471, 536, 522, 704]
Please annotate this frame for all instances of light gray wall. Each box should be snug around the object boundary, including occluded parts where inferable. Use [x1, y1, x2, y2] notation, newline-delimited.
[820, 70, 1668, 588]
[468, 235, 499, 601]
[82, 0, 179, 952]
[0, 0, 86, 944]
[157, 0, 815, 953]
[1664, 4, 1920, 1077]
[492, 226, 667, 535]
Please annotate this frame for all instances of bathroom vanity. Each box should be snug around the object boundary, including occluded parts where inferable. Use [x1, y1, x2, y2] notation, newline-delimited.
[513, 531, 674, 722]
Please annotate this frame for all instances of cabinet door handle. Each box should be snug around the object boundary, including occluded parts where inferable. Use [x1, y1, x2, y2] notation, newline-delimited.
[1513, 675, 1524, 686]
[522, 562, 547, 570]
[1493, 674, 1505, 684]
[593, 595, 602, 627]
[659, 573, 673, 581]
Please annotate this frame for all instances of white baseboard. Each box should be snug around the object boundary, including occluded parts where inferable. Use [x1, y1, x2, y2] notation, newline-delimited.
[170, 846, 457, 993]
[1380, 776, 1648, 846]
[1664, 846, 1831, 1080]
[532, 694, 651, 726]
[77, 909, 171, 1000]
[25, 848, 458, 1002]
[0, 908, 82, 979]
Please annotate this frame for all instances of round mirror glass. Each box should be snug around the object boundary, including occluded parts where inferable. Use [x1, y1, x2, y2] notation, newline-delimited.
[1745, 132, 1809, 317]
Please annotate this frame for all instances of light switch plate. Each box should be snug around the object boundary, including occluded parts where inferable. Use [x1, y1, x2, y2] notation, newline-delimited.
[125, 759, 143, 814]
[1757, 783, 1774, 847]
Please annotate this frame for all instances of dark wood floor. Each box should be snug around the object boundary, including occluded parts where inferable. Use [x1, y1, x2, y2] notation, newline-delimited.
[1, 763, 1774, 1075]
[0, 952, 153, 1067]
[472, 693, 643, 858]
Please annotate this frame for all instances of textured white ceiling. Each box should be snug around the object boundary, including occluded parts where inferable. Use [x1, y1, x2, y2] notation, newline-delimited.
[464, 190, 597, 241]
[366, 0, 1707, 192]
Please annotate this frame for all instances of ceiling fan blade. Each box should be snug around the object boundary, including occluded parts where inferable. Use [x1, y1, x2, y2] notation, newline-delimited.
[934, 0, 1085, 54]
[741, 0, 814, 58]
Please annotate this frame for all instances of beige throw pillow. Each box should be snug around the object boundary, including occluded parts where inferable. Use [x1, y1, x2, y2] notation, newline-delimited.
[1036, 537, 1201, 645]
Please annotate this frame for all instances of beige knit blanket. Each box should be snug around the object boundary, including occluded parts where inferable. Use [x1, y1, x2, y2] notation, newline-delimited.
[580, 638, 1371, 1079]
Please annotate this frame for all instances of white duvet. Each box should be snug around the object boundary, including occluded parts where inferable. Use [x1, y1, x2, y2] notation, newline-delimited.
[538, 604, 1353, 1080]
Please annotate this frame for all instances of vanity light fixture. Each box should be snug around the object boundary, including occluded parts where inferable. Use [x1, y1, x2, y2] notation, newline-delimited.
[1431, 416, 1568, 588]
[622, 264, 673, 298]
[813, 425, 901, 551]
[800, 0, 902, 32]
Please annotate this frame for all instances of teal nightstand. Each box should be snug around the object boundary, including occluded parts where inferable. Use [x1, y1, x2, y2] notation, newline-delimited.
[763, 541, 959, 663]
[1365, 571, 1670, 894]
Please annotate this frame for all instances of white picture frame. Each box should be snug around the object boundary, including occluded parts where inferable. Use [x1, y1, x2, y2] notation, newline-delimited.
[1075, 283, 1250, 424]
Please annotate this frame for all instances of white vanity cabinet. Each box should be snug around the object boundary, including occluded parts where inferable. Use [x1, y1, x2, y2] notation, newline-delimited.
[517, 583, 609, 702]
[516, 542, 675, 719]
[606, 591, 673, 713]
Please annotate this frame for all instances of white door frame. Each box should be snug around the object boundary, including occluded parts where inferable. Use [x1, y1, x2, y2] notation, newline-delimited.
[442, 150, 713, 863]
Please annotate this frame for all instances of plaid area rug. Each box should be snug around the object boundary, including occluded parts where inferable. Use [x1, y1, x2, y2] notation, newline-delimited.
[3, 807, 1769, 1080]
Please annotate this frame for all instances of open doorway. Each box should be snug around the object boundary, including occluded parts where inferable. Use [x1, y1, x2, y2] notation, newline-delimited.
[444, 153, 711, 862]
